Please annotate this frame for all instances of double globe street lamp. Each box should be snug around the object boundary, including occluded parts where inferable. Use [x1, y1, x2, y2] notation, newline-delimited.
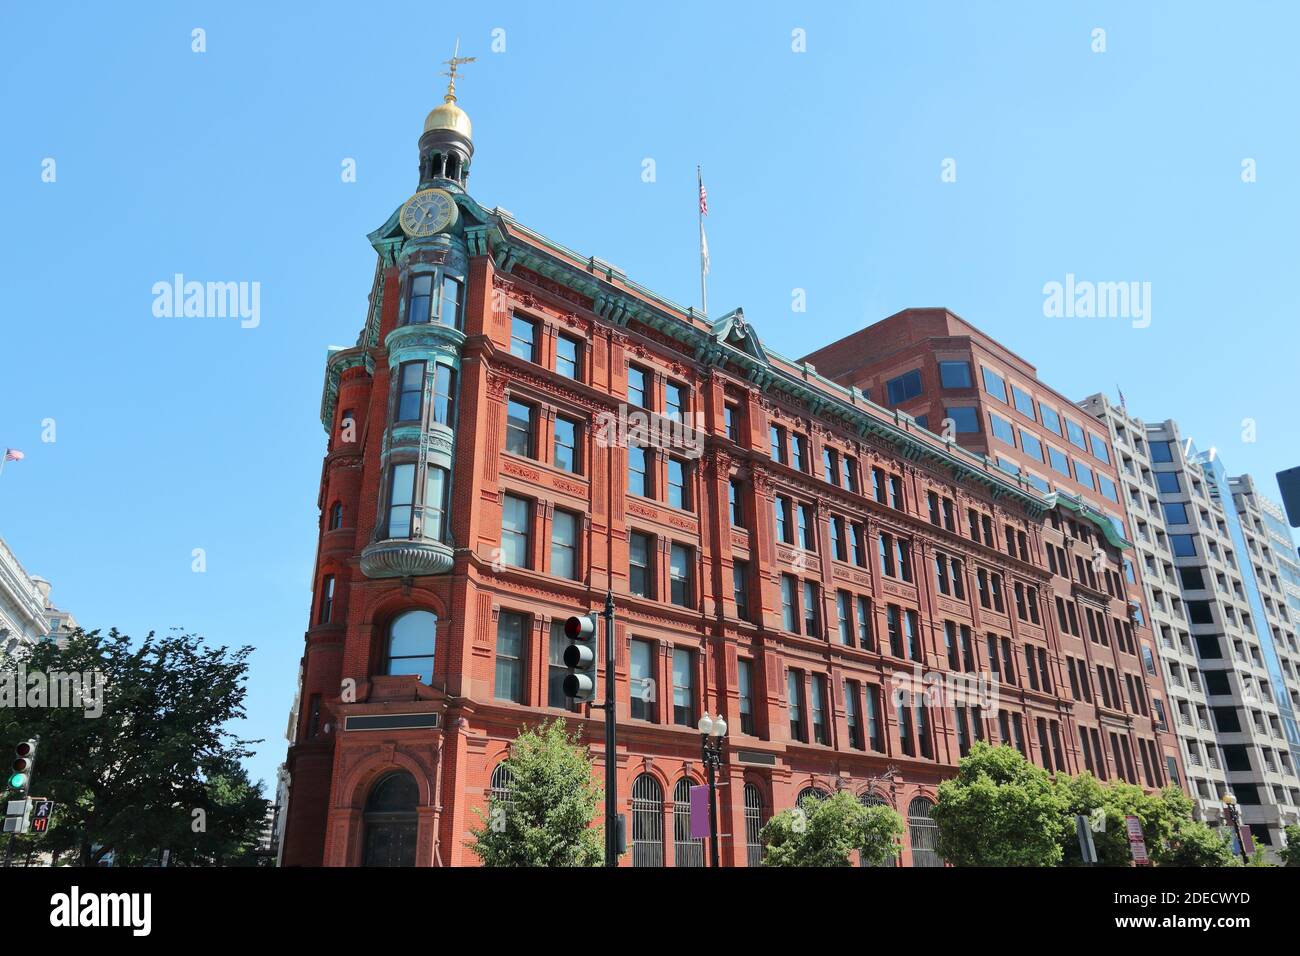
[1220, 791, 1250, 864]
[697, 712, 728, 867]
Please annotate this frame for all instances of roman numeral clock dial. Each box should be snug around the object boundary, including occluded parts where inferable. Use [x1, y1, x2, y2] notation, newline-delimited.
[399, 188, 457, 237]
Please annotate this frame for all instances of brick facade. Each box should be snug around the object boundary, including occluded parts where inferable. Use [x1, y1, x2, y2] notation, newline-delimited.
[281, 115, 1181, 868]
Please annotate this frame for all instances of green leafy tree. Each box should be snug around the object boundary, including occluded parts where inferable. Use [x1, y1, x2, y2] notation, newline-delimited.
[1159, 818, 1240, 867]
[1277, 824, 1300, 867]
[931, 742, 1067, 866]
[467, 719, 603, 866]
[761, 790, 903, 867]
[0, 628, 264, 866]
[1055, 774, 1190, 867]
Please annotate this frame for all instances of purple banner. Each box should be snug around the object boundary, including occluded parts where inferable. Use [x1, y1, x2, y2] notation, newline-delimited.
[690, 784, 710, 839]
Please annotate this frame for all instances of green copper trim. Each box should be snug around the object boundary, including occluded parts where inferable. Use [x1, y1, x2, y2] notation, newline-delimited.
[1041, 490, 1133, 550]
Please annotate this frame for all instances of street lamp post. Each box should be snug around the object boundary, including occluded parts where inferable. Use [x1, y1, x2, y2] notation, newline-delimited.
[1221, 792, 1250, 864]
[697, 712, 728, 868]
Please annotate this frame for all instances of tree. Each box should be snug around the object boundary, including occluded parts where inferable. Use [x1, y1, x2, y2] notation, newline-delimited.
[761, 790, 903, 867]
[1277, 824, 1300, 867]
[1159, 818, 1240, 867]
[931, 742, 1067, 866]
[1055, 774, 1191, 867]
[467, 719, 603, 866]
[0, 627, 265, 866]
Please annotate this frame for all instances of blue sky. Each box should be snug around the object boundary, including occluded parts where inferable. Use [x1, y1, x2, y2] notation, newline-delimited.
[2, 1, 1297, 791]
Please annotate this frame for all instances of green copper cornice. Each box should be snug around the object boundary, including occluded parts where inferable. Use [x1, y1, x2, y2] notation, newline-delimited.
[320, 346, 373, 432]
[1040, 491, 1133, 550]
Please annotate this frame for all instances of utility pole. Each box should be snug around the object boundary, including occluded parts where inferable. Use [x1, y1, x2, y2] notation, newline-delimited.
[601, 591, 617, 867]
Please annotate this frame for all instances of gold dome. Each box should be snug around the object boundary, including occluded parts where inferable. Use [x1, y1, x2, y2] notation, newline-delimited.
[424, 96, 472, 138]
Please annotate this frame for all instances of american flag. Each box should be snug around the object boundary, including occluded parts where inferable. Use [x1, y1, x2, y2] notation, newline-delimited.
[699, 178, 708, 216]
[3, 449, 23, 462]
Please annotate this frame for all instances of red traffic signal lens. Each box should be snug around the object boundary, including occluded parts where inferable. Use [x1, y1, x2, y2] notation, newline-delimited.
[14, 742, 32, 759]
[11, 758, 29, 773]
[563, 615, 595, 640]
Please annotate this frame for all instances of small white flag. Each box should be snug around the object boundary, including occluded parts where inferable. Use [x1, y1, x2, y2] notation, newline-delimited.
[700, 219, 710, 277]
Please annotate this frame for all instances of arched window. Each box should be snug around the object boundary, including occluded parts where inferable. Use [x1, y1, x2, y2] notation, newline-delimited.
[859, 791, 898, 867]
[672, 778, 704, 867]
[328, 501, 344, 530]
[362, 771, 418, 867]
[796, 786, 829, 810]
[489, 762, 514, 816]
[631, 773, 664, 868]
[744, 783, 768, 867]
[907, 797, 942, 867]
[386, 610, 437, 684]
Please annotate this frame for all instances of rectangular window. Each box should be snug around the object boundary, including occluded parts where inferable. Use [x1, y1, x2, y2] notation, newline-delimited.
[626, 365, 648, 409]
[1088, 433, 1110, 464]
[318, 574, 335, 624]
[1011, 384, 1036, 420]
[904, 610, 921, 661]
[781, 575, 799, 631]
[837, 591, 853, 644]
[510, 315, 537, 361]
[501, 494, 531, 568]
[1039, 405, 1061, 435]
[866, 685, 883, 751]
[1074, 460, 1094, 490]
[1172, 535, 1197, 557]
[794, 434, 810, 472]
[887, 604, 904, 657]
[857, 596, 874, 650]
[672, 647, 695, 726]
[664, 382, 686, 421]
[554, 416, 581, 473]
[843, 456, 858, 492]
[1065, 418, 1087, 451]
[397, 361, 425, 422]
[1098, 475, 1119, 502]
[556, 335, 581, 380]
[770, 424, 787, 464]
[439, 275, 463, 328]
[629, 531, 652, 597]
[725, 403, 740, 442]
[990, 412, 1016, 445]
[981, 366, 1008, 402]
[775, 495, 793, 544]
[831, 516, 847, 561]
[939, 360, 972, 388]
[630, 639, 655, 721]
[407, 274, 433, 324]
[787, 670, 806, 742]
[886, 369, 923, 405]
[810, 675, 829, 744]
[1048, 446, 1071, 477]
[1019, 429, 1043, 461]
[733, 560, 750, 621]
[945, 406, 980, 433]
[1156, 471, 1181, 493]
[669, 544, 693, 607]
[898, 696, 915, 756]
[889, 474, 903, 509]
[425, 465, 449, 542]
[845, 681, 864, 750]
[1163, 501, 1189, 524]
[667, 457, 690, 510]
[823, 447, 838, 484]
[628, 445, 650, 497]
[506, 400, 534, 457]
[729, 479, 745, 526]
[799, 503, 816, 551]
[737, 659, 755, 735]
[803, 580, 820, 637]
[386, 463, 416, 539]
[432, 364, 456, 426]
[551, 509, 579, 579]
[495, 611, 527, 702]
[873, 467, 888, 503]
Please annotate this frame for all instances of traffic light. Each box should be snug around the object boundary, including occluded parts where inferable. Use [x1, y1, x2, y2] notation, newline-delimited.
[561, 614, 599, 702]
[7, 740, 35, 793]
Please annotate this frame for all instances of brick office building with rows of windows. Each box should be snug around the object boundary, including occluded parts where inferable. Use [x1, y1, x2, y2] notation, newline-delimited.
[280, 90, 1182, 867]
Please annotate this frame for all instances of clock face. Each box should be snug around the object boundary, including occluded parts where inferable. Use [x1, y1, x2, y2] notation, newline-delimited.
[400, 189, 457, 237]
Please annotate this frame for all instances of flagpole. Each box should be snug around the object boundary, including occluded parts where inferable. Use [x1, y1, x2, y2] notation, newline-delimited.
[698, 165, 708, 317]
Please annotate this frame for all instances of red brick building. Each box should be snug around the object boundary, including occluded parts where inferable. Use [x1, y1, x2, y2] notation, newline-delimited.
[280, 90, 1181, 867]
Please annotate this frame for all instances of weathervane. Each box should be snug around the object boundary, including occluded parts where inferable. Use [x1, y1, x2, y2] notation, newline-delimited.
[440, 37, 476, 103]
